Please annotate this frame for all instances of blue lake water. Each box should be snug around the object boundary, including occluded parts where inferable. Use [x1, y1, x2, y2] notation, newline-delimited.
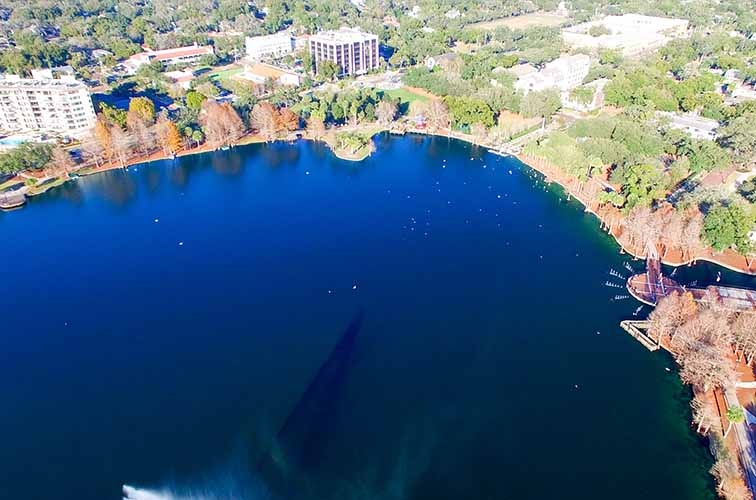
[2, 134, 743, 500]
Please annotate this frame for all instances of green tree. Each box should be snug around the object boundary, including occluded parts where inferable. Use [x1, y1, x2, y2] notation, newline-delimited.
[718, 113, 756, 166]
[186, 91, 207, 111]
[703, 203, 753, 254]
[443, 96, 494, 129]
[738, 180, 756, 203]
[128, 97, 156, 124]
[588, 25, 610, 37]
[684, 140, 730, 173]
[318, 61, 340, 81]
[0, 143, 53, 175]
[99, 103, 128, 129]
[569, 87, 594, 106]
[598, 49, 621, 66]
[621, 163, 669, 209]
[724, 406, 745, 439]
[521, 89, 562, 118]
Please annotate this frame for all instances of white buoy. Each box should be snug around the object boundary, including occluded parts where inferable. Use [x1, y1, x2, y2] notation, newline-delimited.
[178, 241, 184, 246]
[154, 218, 159, 223]
[352, 284, 358, 290]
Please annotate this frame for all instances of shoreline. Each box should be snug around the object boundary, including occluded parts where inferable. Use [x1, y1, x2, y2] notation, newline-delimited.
[6, 127, 755, 276]
[512, 152, 756, 276]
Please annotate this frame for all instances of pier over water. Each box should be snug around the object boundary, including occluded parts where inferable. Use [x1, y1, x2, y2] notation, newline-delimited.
[627, 255, 756, 312]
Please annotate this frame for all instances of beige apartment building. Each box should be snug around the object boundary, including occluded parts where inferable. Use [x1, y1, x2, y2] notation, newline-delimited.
[0, 73, 96, 137]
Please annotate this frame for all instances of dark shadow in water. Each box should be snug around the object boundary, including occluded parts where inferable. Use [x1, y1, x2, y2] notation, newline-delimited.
[27, 180, 86, 208]
[258, 142, 303, 168]
[258, 310, 365, 497]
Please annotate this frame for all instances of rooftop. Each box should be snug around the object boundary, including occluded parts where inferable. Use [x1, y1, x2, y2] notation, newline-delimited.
[129, 44, 213, 62]
[164, 69, 195, 83]
[506, 63, 538, 78]
[309, 27, 377, 44]
[0, 75, 87, 90]
[657, 111, 719, 132]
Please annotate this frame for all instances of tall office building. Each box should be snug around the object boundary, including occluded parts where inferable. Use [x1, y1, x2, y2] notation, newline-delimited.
[308, 28, 379, 77]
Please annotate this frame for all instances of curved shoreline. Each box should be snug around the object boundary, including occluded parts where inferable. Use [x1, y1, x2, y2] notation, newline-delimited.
[7, 128, 756, 276]
[512, 152, 756, 276]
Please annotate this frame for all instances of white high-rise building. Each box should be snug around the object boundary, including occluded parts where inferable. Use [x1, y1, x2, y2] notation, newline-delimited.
[0, 74, 97, 137]
[245, 33, 295, 60]
[308, 28, 379, 77]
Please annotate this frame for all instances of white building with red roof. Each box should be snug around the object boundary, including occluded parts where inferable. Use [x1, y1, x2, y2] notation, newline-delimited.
[125, 44, 214, 72]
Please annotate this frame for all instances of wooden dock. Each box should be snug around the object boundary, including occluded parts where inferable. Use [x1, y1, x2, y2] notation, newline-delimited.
[619, 320, 659, 351]
[626, 255, 756, 312]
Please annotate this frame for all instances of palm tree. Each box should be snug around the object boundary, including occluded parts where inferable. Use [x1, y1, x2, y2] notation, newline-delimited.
[724, 406, 745, 439]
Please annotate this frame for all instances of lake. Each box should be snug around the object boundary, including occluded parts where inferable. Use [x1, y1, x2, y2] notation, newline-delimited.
[1, 133, 738, 500]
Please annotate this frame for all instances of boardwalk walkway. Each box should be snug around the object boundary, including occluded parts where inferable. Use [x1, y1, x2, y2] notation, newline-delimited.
[619, 320, 659, 351]
[724, 388, 756, 495]
[627, 255, 756, 312]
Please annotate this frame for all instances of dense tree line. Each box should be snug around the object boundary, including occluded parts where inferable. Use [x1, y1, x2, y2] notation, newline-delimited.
[649, 294, 756, 500]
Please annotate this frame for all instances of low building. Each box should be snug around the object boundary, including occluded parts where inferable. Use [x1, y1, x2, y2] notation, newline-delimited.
[505, 63, 538, 79]
[562, 14, 689, 57]
[234, 62, 301, 87]
[245, 33, 295, 60]
[514, 54, 591, 94]
[425, 53, 459, 71]
[657, 111, 719, 140]
[31, 66, 75, 80]
[730, 84, 756, 103]
[91, 49, 113, 60]
[308, 28, 380, 77]
[724, 69, 741, 83]
[164, 69, 196, 90]
[0, 74, 97, 137]
[125, 44, 214, 72]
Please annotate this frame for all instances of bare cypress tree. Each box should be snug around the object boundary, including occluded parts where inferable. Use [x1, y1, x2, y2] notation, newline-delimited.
[376, 100, 397, 127]
[110, 126, 134, 168]
[250, 102, 280, 142]
[690, 392, 717, 434]
[648, 291, 698, 346]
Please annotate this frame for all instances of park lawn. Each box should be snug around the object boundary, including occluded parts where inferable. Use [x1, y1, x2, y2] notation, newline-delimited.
[381, 88, 430, 105]
[467, 12, 568, 30]
[209, 67, 243, 82]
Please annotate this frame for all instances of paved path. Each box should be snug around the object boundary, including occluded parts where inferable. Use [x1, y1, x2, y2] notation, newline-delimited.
[724, 388, 756, 495]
